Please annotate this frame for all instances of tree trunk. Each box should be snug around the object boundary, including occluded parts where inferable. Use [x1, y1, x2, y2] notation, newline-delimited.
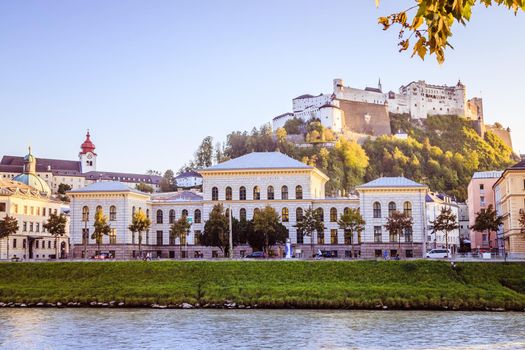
[350, 231, 354, 259]
[55, 236, 58, 260]
[6, 236, 9, 260]
[398, 230, 401, 257]
[310, 233, 314, 259]
[138, 231, 142, 259]
[445, 231, 449, 258]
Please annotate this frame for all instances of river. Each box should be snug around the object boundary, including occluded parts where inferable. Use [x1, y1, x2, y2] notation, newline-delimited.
[0, 309, 523, 350]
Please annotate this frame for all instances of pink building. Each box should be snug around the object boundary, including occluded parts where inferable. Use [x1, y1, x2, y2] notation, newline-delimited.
[467, 171, 503, 250]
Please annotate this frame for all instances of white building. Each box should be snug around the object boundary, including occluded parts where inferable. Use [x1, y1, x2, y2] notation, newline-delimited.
[175, 171, 203, 189]
[425, 193, 460, 253]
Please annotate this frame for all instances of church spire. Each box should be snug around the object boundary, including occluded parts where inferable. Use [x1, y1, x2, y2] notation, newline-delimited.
[23, 145, 36, 174]
[378, 78, 382, 92]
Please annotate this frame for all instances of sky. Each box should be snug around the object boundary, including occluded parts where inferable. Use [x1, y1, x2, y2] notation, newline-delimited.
[0, 1, 523, 174]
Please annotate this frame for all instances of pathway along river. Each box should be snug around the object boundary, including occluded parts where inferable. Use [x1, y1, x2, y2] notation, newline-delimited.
[0, 309, 523, 349]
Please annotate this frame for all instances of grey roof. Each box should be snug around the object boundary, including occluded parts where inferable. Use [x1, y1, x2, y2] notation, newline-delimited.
[151, 191, 203, 202]
[68, 181, 145, 194]
[175, 170, 202, 179]
[357, 177, 427, 189]
[83, 171, 162, 184]
[204, 152, 312, 171]
[471, 171, 503, 179]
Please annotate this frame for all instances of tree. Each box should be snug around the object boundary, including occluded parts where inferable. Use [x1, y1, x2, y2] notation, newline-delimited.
[252, 206, 287, 255]
[201, 204, 232, 257]
[295, 207, 325, 258]
[338, 208, 366, 258]
[283, 117, 305, 135]
[384, 211, 413, 257]
[195, 136, 214, 168]
[0, 215, 18, 259]
[146, 169, 162, 176]
[471, 204, 503, 251]
[160, 169, 175, 192]
[43, 213, 68, 259]
[57, 183, 72, 202]
[430, 206, 459, 255]
[135, 182, 154, 193]
[91, 208, 111, 255]
[128, 209, 151, 258]
[377, 0, 525, 63]
[170, 215, 191, 259]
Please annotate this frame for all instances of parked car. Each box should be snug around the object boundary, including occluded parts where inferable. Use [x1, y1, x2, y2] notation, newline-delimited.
[245, 251, 265, 259]
[426, 249, 451, 259]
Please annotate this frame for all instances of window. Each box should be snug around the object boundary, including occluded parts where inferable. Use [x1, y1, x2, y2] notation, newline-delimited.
[297, 229, 304, 244]
[295, 185, 303, 200]
[182, 209, 188, 217]
[180, 233, 187, 245]
[169, 210, 176, 224]
[156, 210, 163, 224]
[157, 231, 164, 245]
[480, 184, 484, 190]
[267, 186, 274, 200]
[146, 209, 150, 218]
[403, 202, 412, 217]
[29, 223, 33, 232]
[239, 186, 246, 200]
[36, 240, 39, 249]
[12, 238, 16, 248]
[253, 208, 260, 217]
[109, 229, 117, 244]
[0, 203, 5, 212]
[132, 206, 136, 217]
[344, 230, 352, 245]
[480, 196, 485, 207]
[389, 231, 397, 243]
[281, 186, 288, 200]
[330, 208, 337, 222]
[23, 239, 26, 249]
[388, 202, 396, 217]
[95, 206, 102, 217]
[296, 208, 303, 222]
[316, 208, 324, 222]
[344, 207, 350, 216]
[253, 186, 260, 200]
[282, 208, 289, 222]
[330, 229, 338, 244]
[374, 226, 382, 243]
[317, 231, 325, 245]
[82, 206, 89, 222]
[36, 223, 40, 232]
[240, 208, 247, 221]
[194, 230, 202, 245]
[226, 187, 232, 201]
[212, 187, 219, 201]
[109, 206, 117, 221]
[404, 228, 413, 242]
[375, 250, 382, 258]
[373, 202, 381, 218]
[194, 209, 201, 223]
[406, 250, 414, 258]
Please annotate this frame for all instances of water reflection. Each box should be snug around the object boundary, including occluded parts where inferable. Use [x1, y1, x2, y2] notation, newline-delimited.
[0, 309, 523, 350]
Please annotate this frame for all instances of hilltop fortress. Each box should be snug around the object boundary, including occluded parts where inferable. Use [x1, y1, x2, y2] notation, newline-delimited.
[272, 78, 511, 149]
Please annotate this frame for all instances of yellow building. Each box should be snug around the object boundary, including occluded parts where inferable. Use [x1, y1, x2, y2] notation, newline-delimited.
[493, 160, 525, 258]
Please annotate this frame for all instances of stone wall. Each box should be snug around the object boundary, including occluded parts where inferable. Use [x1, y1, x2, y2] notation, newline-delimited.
[338, 100, 392, 136]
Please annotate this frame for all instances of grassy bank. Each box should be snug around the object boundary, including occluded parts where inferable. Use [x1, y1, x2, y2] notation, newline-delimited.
[0, 260, 524, 310]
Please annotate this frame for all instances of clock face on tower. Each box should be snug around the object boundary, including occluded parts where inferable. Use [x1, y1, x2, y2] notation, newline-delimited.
[87, 153, 93, 159]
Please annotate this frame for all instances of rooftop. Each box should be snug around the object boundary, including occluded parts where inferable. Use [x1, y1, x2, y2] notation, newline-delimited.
[357, 177, 427, 189]
[68, 181, 145, 194]
[471, 171, 504, 179]
[0, 155, 82, 173]
[83, 171, 162, 184]
[151, 190, 203, 202]
[175, 170, 202, 179]
[204, 152, 312, 171]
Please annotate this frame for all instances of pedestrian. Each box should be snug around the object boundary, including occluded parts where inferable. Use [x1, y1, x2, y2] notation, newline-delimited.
[383, 250, 388, 260]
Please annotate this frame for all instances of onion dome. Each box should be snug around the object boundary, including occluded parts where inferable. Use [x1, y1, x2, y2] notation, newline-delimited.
[80, 130, 96, 155]
[13, 147, 51, 196]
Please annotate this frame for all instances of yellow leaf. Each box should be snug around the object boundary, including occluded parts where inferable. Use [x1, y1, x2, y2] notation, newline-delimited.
[411, 16, 424, 29]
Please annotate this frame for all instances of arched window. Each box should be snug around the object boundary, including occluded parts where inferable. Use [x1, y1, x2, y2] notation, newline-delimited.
[281, 185, 288, 200]
[253, 208, 260, 217]
[295, 185, 303, 200]
[296, 208, 303, 222]
[330, 208, 337, 222]
[225, 208, 230, 218]
[239, 186, 246, 201]
[282, 208, 289, 222]
[344, 207, 350, 216]
[182, 209, 188, 217]
[226, 186, 232, 201]
[388, 202, 396, 217]
[212, 187, 219, 201]
[146, 209, 150, 218]
[109, 206, 117, 221]
[253, 186, 260, 200]
[267, 186, 274, 200]
[403, 201, 412, 217]
[373, 202, 381, 218]
[156, 209, 163, 224]
[316, 208, 324, 222]
[132, 206, 136, 217]
[194, 209, 201, 223]
[169, 209, 176, 224]
[82, 206, 89, 222]
[95, 206, 102, 219]
[240, 208, 247, 221]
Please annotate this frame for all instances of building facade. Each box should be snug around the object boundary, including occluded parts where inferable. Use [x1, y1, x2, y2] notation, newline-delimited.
[68, 152, 429, 259]
[425, 193, 460, 253]
[493, 160, 525, 258]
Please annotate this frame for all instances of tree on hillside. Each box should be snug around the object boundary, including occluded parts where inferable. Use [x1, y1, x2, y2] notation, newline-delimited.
[0, 215, 18, 259]
[146, 169, 162, 176]
[377, 0, 524, 63]
[430, 207, 459, 255]
[338, 208, 366, 258]
[295, 207, 325, 258]
[333, 138, 369, 193]
[43, 213, 68, 259]
[283, 117, 305, 135]
[135, 183, 154, 193]
[91, 208, 111, 255]
[128, 209, 151, 258]
[471, 204, 503, 251]
[384, 211, 413, 257]
[195, 136, 214, 168]
[251, 206, 288, 255]
[170, 215, 191, 259]
[160, 169, 176, 192]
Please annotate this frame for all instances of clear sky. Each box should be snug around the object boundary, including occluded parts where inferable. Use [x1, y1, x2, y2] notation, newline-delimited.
[1, 1, 523, 174]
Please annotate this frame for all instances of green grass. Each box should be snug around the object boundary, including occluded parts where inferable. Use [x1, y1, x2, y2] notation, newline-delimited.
[0, 260, 524, 310]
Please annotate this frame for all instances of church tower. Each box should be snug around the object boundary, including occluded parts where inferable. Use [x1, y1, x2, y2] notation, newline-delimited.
[79, 130, 97, 173]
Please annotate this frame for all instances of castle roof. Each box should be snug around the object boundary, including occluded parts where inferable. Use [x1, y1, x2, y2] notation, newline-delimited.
[204, 152, 312, 171]
[273, 112, 294, 121]
[364, 87, 382, 93]
[357, 176, 427, 189]
[0, 155, 82, 174]
[293, 93, 324, 100]
[80, 131, 96, 155]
